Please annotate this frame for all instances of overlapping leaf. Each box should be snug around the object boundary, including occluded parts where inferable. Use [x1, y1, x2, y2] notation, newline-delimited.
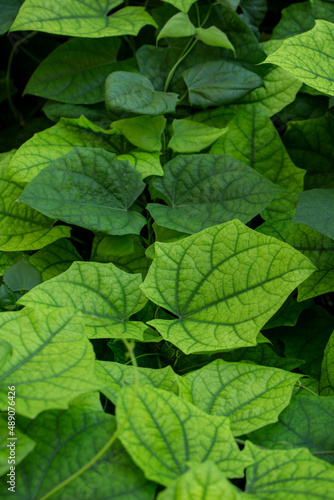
[0, 417, 35, 476]
[320, 330, 334, 395]
[118, 150, 163, 179]
[293, 189, 334, 240]
[168, 119, 228, 153]
[112, 115, 166, 152]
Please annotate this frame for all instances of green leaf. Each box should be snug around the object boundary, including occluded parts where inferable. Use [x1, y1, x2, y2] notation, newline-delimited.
[263, 294, 312, 330]
[28, 238, 83, 281]
[258, 219, 334, 301]
[162, 0, 198, 13]
[0, 0, 22, 34]
[282, 113, 334, 190]
[24, 37, 121, 104]
[3, 259, 42, 291]
[244, 441, 334, 500]
[265, 20, 334, 96]
[117, 385, 251, 486]
[112, 115, 166, 152]
[118, 150, 163, 179]
[9, 115, 123, 183]
[0, 252, 14, 275]
[178, 359, 300, 435]
[157, 13, 195, 42]
[18, 147, 146, 236]
[0, 151, 70, 252]
[157, 461, 244, 500]
[105, 72, 179, 116]
[168, 119, 228, 153]
[0, 416, 35, 476]
[96, 362, 178, 404]
[18, 261, 159, 342]
[320, 330, 334, 395]
[10, 2, 157, 37]
[293, 189, 334, 240]
[42, 100, 112, 124]
[147, 154, 282, 234]
[211, 105, 305, 219]
[182, 60, 263, 108]
[195, 26, 235, 51]
[0, 409, 155, 500]
[141, 220, 316, 354]
[0, 307, 98, 418]
[249, 394, 334, 463]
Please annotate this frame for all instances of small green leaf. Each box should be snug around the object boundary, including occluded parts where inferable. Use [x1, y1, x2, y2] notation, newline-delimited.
[117, 385, 251, 486]
[0, 0, 22, 34]
[293, 189, 334, 240]
[168, 119, 228, 153]
[162, 0, 198, 13]
[182, 60, 263, 108]
[105, 72, 179, 116]
[19, 147, 146, 236]
[0, 416, 35, 476]
[3, 259, 42, 291]
[141, 220, 316, 354]
[320, 330, 334, 395]
[157, 13, 195, 42]
[118, 150, 163, 178]
[0, 307, 98, 418]
[195, 26, 235, 52]
[244, 441, 334, 500]
[265, 20, 334, 96]
[148, 154, 282, 234]
[113, 115, 166, 152]
[178, 359, 300, 435]
[18, 261, 158, 342]
[11, 1, 157, 37]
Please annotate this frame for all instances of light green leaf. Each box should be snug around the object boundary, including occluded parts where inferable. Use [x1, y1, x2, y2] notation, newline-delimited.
[19, 147, 146, 236]
[157, 13, 195, 41]
[244, 441, 334, 500]
[118, 150, 163, 179]
[112, 115, 166, 152]
[141, 220, 316, 354]
[157, 461, 244, 500]
[195, 26, 235, 51]
[0, 151, 70, 252]
[258, 219, 334, 301]
[178, 359, 300, 435]
[210, 105, 306, 219]
[0, 416, 35, 476]
[117, 385, 251, 486]
[24, 37, 121, 104]
[320, 330, 334, 395]
[10, 1, 157, 37]
[0, 252, 15, 275]
[249, 394, 334, 463]
[265, 20, 334, 96]
[0, 340, 12, 370]
[28, 238, 83, 281]
[168, 119, 228, 153]
[162, 0, 198, 13]
[18, 261, 159, 342]
[96, 362, 178, 403]
[3, 259, 42, 291]
[0, 409, 155, 500]
[293, 189, 334, 240]
[0, 0, 22, 34]
[9, 115, 123, 183]
[182, 60, 262, 108]
[0, 307, 98, 418]
[147, 154, 282, 234]
[105, 72, 179, 116]
[69, 391, 103, 411]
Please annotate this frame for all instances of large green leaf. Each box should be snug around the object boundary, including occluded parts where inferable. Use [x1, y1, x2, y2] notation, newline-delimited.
[293, 189, 334, 240]
[282, 113, 334, 190]
[258, 219, 334, 301]
[117, 385, 251, 486]
[105, 72, 179, 116]
[0, 307, 98, 418]
[211, 105, 305, 219]
[9, 115, 123, 183]
[249, 394, 334, 463]
[244, 441, 334, 499]
[18, 261, 159, 342]
[320, 330, 334, 395]
[182, 60, 262, 108]
[141, 220, 316, 354]
[112, 115, 166, 152]
[265, 20, 334, 96]
[0, 417, 35, 476]
[168, 119, 228, 153]
[19, 147, 147, 236]
[147, 154, 282, 234]
[96, 362, 178, 403]
[0, 151, 70, 252]
[178, 359, 300, 435]
[10, 1, 157, 37]
[0, 409, 155, 500]
[24, 37, 121, 104]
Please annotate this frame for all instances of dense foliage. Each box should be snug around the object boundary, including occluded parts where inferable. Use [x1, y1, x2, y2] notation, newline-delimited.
[1, 0, 334, 498]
